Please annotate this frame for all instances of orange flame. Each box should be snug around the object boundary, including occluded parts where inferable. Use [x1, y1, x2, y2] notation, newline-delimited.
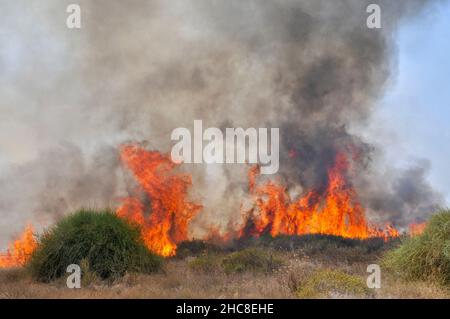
[117, 144, 202, 257]
[242, 153, 399, 241]
[118, 148, 401, 256]
[409, 222, 427, 237]
[0, 225, 37, 268]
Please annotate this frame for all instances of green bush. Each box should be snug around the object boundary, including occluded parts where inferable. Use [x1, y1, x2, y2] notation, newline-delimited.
[27, 209, 163, 282]
[221, 248, 283, 274]
[296, 269, 372, 299]
[382, 210, 450, 286]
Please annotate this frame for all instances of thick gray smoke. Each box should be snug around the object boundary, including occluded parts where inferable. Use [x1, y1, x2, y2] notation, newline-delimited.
[0, 0, 444, 247]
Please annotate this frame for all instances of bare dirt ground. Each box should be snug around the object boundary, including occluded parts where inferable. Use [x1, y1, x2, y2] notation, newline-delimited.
[1, 249, 449, 299]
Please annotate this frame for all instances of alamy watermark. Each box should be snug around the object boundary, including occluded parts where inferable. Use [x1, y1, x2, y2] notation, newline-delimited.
[66, 264, 81, 289]
[65, 3, 381, 30]
[366, 264, 381, 289]
[170, 120, 280, 175]
[66, 4, 81, 29]
[367, 4, 382, 29]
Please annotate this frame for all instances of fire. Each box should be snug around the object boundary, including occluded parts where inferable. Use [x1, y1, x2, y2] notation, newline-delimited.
[0, 148, 408, 265]
[0, 225, 37, 268]
[117, 144, 202, 257]
[242, 153, 399, 240]
[409, 222, 427, 236]
[118, 147, 400, 257]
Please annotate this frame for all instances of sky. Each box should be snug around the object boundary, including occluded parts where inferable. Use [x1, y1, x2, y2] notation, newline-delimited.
[367, 0, 450, 205]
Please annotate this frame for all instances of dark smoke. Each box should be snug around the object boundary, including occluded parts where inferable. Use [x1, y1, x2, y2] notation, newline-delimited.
[0, 0, 445, 247]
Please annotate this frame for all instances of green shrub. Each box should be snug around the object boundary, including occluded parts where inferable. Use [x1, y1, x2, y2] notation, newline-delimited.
[27, 209, 163, 282]
[221, 248, 283, 274]
[296, 269, 372, 299]
[382, 210, 450, 286]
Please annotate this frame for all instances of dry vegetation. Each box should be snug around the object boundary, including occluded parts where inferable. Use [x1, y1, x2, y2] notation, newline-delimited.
[1, 236, 449, 299]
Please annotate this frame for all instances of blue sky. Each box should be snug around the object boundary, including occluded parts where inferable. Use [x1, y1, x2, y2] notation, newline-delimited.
[370, 1, 450, 204]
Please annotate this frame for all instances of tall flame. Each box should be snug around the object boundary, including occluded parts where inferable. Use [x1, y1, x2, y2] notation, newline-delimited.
[242, 153, 399, 240]
[116, 147, 401, 255]
[0, 225, 37, 268]
[117, 144, 202, 257]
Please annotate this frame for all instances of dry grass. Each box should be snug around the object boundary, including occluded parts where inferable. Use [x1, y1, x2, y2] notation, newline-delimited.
[1, 246, 449, 299]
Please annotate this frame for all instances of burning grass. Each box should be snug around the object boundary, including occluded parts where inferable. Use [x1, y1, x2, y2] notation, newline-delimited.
[114, 145, 403, 258]
[117, 145, 202, 257]
[243, 153, 400, 241]
[27, 209, 163, 282]
[0, 225, 37, 268]
[382, 209, 450, 286]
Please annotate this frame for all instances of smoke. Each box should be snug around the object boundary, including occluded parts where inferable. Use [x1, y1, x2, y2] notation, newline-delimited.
[0, 0, 444, 247]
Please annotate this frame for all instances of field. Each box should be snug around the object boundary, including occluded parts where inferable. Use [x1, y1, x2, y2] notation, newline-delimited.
[1, 235, 449, 299]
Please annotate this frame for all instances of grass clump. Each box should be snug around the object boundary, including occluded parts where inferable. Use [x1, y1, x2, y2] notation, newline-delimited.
[27, 209, 163, 282]
[79, 258, 100, 286]
[188, 254, 221, 273]
[296, 269, 371, 299]
[221, 248, 283, 274]
[382, 210, 450, 286]
[0, 268, 29, 284]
